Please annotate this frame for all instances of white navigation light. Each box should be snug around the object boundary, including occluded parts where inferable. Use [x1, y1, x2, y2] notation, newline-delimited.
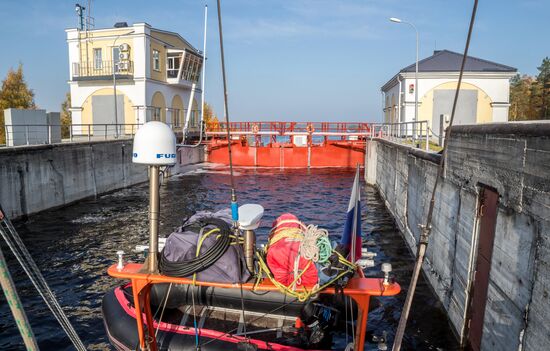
[238, 204, 264, 230]
[132, 121, 177, 165]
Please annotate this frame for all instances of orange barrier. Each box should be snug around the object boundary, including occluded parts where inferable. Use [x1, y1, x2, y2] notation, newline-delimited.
[207, 140, 367, 168]
[206, 121, 371, 168]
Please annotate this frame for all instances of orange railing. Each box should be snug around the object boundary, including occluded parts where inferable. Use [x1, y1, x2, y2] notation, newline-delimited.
[207, 121, 372, 135]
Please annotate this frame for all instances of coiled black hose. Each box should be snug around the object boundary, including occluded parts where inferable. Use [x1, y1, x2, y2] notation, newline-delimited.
[159, 217, 233, 277]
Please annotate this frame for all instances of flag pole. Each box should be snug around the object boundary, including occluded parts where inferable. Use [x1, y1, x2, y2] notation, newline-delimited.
[350, 164, 360, 263]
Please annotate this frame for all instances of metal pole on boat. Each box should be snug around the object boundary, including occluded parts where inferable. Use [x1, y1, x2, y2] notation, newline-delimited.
[148, 165, 160, 273]
[216, 0, 239, 224]
[0, 245, 39, 350]
[244, 229, 255, 272]
[200, 5, 208, 138]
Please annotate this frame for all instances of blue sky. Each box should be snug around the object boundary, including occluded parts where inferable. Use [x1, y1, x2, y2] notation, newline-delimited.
[0, 0, 548, 122]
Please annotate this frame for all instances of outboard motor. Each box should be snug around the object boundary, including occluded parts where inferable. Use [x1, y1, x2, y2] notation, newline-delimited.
[299, 301, 340, 345]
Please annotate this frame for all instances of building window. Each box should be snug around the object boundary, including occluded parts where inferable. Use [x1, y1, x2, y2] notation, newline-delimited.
[167, 56, 180, 78]
[153, 49, 160, 71]
[94, 48, 102, 69]
[173, 109, 180, 127]
[191, 109, 199, 127]
[153, 107, 161, 121]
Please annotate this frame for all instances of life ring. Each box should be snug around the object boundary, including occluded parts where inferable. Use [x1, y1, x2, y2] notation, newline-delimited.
[251, 124, 260, 134]
[306, 124, 315, 134]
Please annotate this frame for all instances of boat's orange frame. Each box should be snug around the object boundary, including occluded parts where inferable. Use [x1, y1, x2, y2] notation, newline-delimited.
[108, 263, 400, 351]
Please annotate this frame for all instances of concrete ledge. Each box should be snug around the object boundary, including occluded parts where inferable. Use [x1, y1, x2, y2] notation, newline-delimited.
[374, 137, 442, 164]
[0, 138, 134, 155]
[451, 121, 550, 136]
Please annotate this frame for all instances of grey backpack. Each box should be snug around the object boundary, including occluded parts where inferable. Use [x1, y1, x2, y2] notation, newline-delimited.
[161, 209, 251, 284]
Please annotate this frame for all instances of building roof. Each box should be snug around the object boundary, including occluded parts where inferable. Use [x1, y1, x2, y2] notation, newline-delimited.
[400, 49, 517, 73]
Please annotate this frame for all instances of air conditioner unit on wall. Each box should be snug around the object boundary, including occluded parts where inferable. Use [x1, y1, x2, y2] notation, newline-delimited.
[119, 52, 130, 61]
[118, 62, 129, 70]
[119, 43, 130, 52]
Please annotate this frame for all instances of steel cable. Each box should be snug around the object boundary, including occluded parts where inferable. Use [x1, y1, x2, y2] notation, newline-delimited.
[391, 1, 479, 350]
[0, 207, 87, 350]
[0, 223, 84, 349]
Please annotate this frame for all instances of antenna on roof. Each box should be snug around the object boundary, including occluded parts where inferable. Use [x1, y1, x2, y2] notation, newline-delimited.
[85, 0, 95, 31]
[74, 1, 94, 31]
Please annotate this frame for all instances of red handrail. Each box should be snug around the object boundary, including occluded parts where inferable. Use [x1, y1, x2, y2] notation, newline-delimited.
[207, 121, 372, 134]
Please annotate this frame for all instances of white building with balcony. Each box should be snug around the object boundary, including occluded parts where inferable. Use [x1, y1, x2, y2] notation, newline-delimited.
[66, 22, 203, 136]
[381, 50, 517, 135]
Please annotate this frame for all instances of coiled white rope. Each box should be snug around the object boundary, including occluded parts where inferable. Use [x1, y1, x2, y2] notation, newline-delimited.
[299, 224, 331, 263]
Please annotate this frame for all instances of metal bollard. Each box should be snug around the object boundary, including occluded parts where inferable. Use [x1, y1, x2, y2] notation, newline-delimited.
[116, 251, 125, 270]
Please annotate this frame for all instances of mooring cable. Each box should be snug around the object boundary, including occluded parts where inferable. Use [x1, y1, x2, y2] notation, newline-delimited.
[391, 1, 479, 350]
[0, 221, 85, 350]
[155, 282, 173, 338]
[0, 206, 87, 350]
[0, 220, 77, 342]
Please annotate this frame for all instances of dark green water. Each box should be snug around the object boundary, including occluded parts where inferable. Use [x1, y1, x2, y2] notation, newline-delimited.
[0, 166, 457, 350]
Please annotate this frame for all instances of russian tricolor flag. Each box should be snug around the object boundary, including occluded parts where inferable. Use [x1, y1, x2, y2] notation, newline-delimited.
[341, 166, 362, 263]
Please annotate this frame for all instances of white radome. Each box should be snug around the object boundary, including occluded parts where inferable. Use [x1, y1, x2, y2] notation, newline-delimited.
[132, 121, 177, 165]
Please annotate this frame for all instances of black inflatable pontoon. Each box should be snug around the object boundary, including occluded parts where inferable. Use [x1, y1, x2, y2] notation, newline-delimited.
[102, 284, 338, 351]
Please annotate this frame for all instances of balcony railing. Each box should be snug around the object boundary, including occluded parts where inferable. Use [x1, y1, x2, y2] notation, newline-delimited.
[167, 69, 179, 78]
[72, 60, 134, 79]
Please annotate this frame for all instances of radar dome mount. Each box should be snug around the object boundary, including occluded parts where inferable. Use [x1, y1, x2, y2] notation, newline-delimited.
[132, 121, 177, 166]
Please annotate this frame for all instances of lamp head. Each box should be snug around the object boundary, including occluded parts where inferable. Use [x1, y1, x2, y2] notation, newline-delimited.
[389, 17, 402, 23]
[75, 3, 85, 15]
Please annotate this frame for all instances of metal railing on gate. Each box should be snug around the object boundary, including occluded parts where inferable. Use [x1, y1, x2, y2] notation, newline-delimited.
[369, 120, 434, 152]
[1, 123, 159, 147]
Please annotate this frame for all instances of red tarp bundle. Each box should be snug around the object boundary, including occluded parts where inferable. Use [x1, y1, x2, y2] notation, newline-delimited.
[266, 214, 318, 288]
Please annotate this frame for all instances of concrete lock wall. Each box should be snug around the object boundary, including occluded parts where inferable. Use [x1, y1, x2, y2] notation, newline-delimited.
[366, 122, 550, 351]
[0, 140, 205, 219]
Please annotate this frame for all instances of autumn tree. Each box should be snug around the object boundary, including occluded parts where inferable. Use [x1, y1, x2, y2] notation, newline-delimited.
[509, 57, 550, 121]
[60, 92, 72, 138]
[537, 57, 550, 119]
[0, 64, 36, 144]
[203, 102, 219, 130]
[510, 74, 535, 121]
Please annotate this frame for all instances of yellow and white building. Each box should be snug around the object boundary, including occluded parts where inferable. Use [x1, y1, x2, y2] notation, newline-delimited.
[381, 50, 517, 135]
[66, 22, 203, 135]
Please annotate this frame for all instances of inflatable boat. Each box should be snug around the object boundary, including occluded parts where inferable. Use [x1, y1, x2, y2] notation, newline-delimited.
[103, 283, 351, 350]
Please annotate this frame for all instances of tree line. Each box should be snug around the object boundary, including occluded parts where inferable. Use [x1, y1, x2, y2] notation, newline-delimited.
[509, 57, 550, 121]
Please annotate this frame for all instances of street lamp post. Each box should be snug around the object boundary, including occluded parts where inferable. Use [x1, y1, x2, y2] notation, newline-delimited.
[112, 30, 134, 138]
[390, 17, 419, 140]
